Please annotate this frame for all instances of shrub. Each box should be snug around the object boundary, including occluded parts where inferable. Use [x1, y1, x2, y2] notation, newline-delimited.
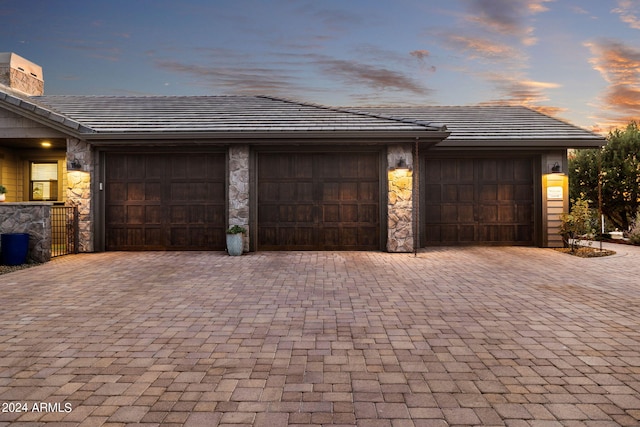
[559, 198, 596, 252]
[629, 212, 640, 245]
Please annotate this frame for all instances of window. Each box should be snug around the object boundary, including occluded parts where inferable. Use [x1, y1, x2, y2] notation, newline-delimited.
[30, 162, 58, 201]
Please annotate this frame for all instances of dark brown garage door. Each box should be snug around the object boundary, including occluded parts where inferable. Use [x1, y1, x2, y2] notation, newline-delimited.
[258, 152, 380, 250]
[105, 152, 226, 250]
[424, 157, 534, 245]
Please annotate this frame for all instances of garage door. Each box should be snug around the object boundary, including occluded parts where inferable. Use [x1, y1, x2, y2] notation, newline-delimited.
[105, 152, 226, 250]
[424, 157, 534, 245]
[258, 152, 380, 250]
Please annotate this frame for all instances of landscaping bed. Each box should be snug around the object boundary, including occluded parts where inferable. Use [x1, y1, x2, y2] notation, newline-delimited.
[555, 246, 616, 258]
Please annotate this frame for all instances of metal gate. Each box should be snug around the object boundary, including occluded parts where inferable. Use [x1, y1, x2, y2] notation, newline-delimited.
[51, 206, 78, 257]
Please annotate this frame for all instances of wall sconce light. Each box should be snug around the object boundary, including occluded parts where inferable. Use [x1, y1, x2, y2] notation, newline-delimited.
[551, 162, 562, 174]
[390, 158, 411, 171]
[67, 158, 82, 171]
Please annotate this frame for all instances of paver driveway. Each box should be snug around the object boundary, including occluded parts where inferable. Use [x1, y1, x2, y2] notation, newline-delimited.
[1, 246, 640, 426]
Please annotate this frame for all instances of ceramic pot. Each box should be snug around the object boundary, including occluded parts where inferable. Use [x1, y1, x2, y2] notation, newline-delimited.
[226, 233, 243, 256]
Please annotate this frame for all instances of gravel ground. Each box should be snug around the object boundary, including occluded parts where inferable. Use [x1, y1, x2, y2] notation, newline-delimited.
[0, 263, 41, 275]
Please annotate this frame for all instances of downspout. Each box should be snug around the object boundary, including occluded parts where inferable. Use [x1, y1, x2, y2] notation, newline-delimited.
[414, 137, 419, 257]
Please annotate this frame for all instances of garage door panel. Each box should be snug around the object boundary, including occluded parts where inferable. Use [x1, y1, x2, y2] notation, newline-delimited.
[107, 206, 125, 224]
[169, 183, 189, 201]
[517, 225, 532, 240]
[280, 227, 315, 247]
[514, 159, 533, 179]
[259, 182, 280, 201]
[442, 205, 458, 220]
[359, 182, 378, 201]
[343, 205, 359, 223]
[499, 205, 516, 222]
[443, 185, 458, 202]
[170, 156, 189, 178]
[498, 184, 514, 200]
[169, 227, 188, 246]
[481, 160, 497, 180]
[127, 206, 145, 224]
[127, 183, 146, 201]
[188, 206, 205, 224]
[144, 156, 163, 179]
[107, 182, 127, 201]
[258, 152, 380, 250]
[359, 204, 378, 224]
[459, 225, 476, 242]
[322, 182, 340, 200]
[127, 156, 146, 179]
[515, 184, 531, 200]
[169, 206, 188, 223]
[258, 205, 279, 222]
[105, 152, 226, 250]
[424, 157, 534, 246]
[323, 204, 340, 222]
[425, 184, 441, 202]
[480, 185, 497, 201]
[517, 204, 533, 222]
[480, 205, 497, 222]
[145, 206, 162, 224]
[458, 205, 475, 222]
[145, 183, 161, 201]
[459, 185, 474, 201]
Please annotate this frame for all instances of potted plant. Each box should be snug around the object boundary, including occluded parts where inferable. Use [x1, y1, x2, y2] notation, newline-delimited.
[226, 225, 246, 256]
[0, 185, 6, 202]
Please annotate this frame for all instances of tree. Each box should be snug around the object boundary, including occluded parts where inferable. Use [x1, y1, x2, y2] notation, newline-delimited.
[570, 121, 640, 231]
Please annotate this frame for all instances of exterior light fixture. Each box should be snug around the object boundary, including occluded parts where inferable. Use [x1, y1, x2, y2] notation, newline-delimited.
[40, 141, 52, 148]
[551, 162, 562, 173]
[390, 158, 411, 171]
[67, 158, 82, 171]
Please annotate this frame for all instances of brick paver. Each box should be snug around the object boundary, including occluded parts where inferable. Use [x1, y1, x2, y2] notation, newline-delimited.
[1, 245, 640, 426]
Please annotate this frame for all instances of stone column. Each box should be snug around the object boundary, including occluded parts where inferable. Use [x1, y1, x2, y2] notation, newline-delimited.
[66, 138, 93, 252]
[228, 145, 250, 252]
[387, 144, 414, 252]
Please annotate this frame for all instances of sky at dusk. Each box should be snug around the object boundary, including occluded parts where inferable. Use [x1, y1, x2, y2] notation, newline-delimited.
[1, 0, 640, 133]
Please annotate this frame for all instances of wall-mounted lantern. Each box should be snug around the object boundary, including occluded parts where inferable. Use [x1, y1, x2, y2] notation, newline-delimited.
[67, 158, 82, 171]
[550, 162, 562, 174]
[390, 158, 411, 171]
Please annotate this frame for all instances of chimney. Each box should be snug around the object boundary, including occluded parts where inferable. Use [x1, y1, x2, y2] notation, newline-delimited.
[0, 52, 44, 96]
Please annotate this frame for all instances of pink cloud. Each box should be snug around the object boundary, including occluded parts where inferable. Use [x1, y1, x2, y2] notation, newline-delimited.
[585, 39, 640, 130]
[464, 0, 554, 44]
[613, 0, 640, 30]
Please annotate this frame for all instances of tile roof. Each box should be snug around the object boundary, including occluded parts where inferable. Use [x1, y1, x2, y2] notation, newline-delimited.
[0, 84, 605, 148]
[356, 105, 605, 147]
[0, 86, 92, 133]
[28, 94, 444, 136]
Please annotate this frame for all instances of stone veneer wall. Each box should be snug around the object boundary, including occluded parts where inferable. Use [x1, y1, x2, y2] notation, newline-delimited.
[228, 145, 250, 252]
[0, 67, 44, 96]
[387, 144, 414, 252]
[66, 138, 93, 252]
[0, 203, 51, 263]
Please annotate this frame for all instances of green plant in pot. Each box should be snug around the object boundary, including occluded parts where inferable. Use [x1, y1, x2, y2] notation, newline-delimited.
[226, 225, 246, 256]
[0, 185, 6, 202]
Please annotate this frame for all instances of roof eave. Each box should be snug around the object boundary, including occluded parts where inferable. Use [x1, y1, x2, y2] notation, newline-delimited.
[80, 129, 451, 143]
[433, 138, 606, 149]
[0, 94, 92, 137]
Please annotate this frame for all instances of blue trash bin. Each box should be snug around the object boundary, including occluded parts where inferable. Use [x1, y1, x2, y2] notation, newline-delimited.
[1, 233, 29, 266]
